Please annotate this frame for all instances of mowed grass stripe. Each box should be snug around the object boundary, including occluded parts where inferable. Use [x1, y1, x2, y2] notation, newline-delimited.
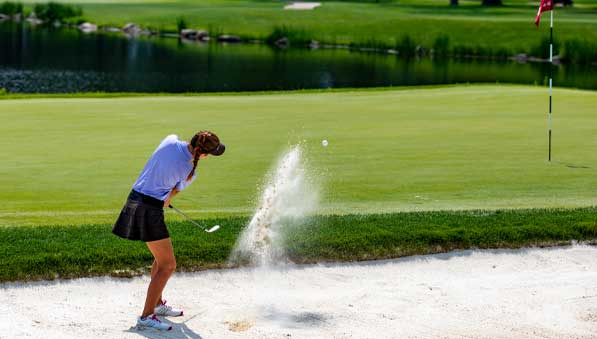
[1, 207, 597, 282]
[1, 85, 597, 226]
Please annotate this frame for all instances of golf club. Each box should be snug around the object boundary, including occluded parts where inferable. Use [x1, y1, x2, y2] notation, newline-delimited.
[169, 204, 220, 233]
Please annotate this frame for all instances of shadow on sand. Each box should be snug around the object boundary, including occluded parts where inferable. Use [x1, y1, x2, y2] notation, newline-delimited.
[125, 313, 204, 339]
[261, 307, 328, 329]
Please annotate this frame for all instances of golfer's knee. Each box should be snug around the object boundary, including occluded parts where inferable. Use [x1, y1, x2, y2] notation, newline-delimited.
[159, 260, 176, 274]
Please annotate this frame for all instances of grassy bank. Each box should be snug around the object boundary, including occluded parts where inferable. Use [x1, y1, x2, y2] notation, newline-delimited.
[1, 207, 596, 282]
[1, 85, 597, 226]
[15, 0, 597, 63]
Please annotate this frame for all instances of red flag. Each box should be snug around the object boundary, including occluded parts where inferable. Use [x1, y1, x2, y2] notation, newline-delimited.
[535, 0, 553, 26]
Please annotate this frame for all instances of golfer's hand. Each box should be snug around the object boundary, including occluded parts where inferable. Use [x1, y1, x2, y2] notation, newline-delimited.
[164, 187, 179, 208]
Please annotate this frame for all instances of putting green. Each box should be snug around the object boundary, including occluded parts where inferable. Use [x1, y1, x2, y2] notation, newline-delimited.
[1, 85, 596, 226]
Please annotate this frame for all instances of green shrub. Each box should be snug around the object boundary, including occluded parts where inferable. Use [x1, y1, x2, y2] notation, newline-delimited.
[33, 2, 82, 23]
[176, 16, 187, 32]
[562, 39, 597, 64]
[493, 47, 511, 59]
[530, 36, 560, 60]
[453, 44, 474, 57]
[207, 23, 223, 38]
[266, 25, 311, 45]
[0, 88, 7, 95]
[397, 35, 416, 58]
[349, 38, 391, 51]
[432, 34, 450, 57]
[0, 1, 23, 15]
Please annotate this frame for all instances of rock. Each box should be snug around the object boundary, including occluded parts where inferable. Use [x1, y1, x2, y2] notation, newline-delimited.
[274, 37, 289, 48]
[512, 53, 528, 63]
[122, 23, 141, 36]
[415, 45, 426, 57]
[197, 30, 209, 41]
[12, 13, 21, 22]
[78, 22, 98, 33]
[217, 35, 241, 43]
[26, 16, 43, 25]
[0, 14, 9, 21]
[180, 29, 198, 39]
[180, 29, 208, 40]
[309, 40, 320, 49]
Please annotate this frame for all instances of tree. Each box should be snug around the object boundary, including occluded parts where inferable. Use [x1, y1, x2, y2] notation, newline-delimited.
[450, 0, 458, 6]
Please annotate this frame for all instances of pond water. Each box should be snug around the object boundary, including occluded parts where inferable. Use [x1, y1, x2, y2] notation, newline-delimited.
[1, 22, 596, 93]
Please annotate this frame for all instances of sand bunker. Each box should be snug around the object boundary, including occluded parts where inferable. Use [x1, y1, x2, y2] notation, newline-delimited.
[284, 2, 321, 10]
[2, 245, 597, 338]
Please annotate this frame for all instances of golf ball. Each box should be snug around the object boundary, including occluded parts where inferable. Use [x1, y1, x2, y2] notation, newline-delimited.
[322, 139, 328, 147]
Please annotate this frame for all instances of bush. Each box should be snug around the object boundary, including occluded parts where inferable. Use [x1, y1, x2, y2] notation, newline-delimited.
[0, 88, 6, 95]
[493, 47, 511, 59]
[266, 26, 311, 45]
[207, 24, 223, 38]
[432, 34, 450, 57]
[176, 16, 187, 31]
[33, 2, 82, 23]
[0, 1, 23, 15]
[562, 39, 597, 64]
[397, 35, 416, 58]
[530, 36, 560, 60]
[349, 38, 391, 51]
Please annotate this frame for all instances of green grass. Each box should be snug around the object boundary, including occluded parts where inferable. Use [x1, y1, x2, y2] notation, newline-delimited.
[2, 85, 597, 282]
[18, 0, 597, 61]
[2, 207, 596, 282]
[2, 85, 597, 227]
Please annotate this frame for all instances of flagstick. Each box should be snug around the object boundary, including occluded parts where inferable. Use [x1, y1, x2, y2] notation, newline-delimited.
[548, 9, 553, 161]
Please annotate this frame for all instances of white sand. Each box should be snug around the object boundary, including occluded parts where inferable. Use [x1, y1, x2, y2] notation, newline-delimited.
[284, 2, 321, 10]
[2, 245, 597, 338]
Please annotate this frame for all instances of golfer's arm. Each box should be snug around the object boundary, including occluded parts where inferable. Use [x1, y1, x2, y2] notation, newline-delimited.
[164, 187, 180, 207]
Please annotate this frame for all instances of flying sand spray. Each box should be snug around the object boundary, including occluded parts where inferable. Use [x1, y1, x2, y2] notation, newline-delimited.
[230, 145, 318, 267]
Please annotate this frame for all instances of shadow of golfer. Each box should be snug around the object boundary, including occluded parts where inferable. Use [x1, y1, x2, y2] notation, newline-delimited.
[125, 313, 204, 339]
[262, 308, 327, 329]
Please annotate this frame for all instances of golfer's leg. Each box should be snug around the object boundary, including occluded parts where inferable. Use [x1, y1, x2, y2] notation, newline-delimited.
[142, 238, 176, 317]
[150, 259, 163, 306]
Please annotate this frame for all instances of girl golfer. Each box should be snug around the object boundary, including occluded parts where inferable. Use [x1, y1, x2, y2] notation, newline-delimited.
[113, 131, 225, 331]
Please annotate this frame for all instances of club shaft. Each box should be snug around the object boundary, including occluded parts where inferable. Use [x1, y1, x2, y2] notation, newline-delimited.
[170, 205, 207, 230]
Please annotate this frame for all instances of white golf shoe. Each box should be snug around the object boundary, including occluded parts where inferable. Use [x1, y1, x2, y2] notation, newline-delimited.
[136, 314, 172, 331]
[154, 300, 184, 317]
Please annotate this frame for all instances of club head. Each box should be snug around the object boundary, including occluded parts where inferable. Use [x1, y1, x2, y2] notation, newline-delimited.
[206, 225, 220, 233]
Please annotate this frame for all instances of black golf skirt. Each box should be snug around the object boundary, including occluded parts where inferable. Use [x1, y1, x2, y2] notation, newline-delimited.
[112, 191, 169, 242]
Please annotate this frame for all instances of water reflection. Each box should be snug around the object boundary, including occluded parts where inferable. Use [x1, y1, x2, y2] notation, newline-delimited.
[0, 22, 595, 93]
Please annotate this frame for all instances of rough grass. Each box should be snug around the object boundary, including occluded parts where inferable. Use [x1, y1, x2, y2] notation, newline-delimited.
[1, 207, 596, 282]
